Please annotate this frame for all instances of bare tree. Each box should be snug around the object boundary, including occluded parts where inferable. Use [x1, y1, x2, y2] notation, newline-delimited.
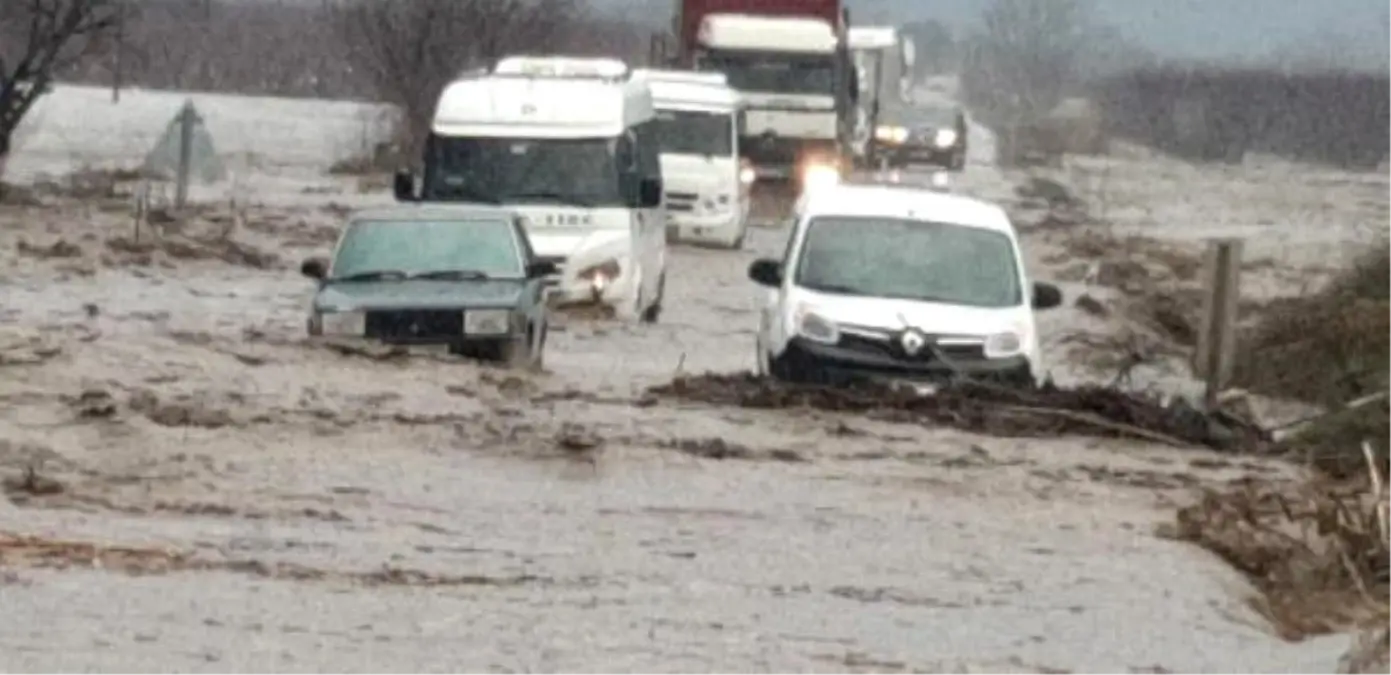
[0, 0, 122, 164]
[329, 0, 580, 150]
[960, 0, 1094, 122]
[900, 20, 955, 79]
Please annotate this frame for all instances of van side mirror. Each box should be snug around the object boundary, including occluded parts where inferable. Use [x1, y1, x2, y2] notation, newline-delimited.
[526, 260, 558, 278]
[1032, 282, 1062, 310]
[638, 177, 662, 208]
[748, 258, 782, 287]
[300, 256, 329, 280]
[393, 169, 416, 202]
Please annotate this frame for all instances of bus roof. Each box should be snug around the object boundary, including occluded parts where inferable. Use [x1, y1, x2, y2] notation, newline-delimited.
[432, 59, 655, 138]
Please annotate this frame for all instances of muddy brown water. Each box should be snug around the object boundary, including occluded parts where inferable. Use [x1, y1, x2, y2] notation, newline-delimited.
[0, 177, 1353, 672]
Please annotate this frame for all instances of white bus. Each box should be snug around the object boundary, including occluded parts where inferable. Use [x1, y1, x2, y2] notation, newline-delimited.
[631, 69, 751, 249]
[395, 56, 669, 323]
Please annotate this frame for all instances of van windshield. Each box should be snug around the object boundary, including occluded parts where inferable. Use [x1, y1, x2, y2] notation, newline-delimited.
[699, 51, 835, 96]
[422, 136, 625, 208]
[653, 109, 734, 157]
[793, 216, 1023, 308]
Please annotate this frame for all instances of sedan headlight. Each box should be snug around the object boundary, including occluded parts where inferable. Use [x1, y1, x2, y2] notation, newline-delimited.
[795, 305, 840, 345]
[464, 309, 511, 336]
[319, 310, 365, 336]
[934, 128, 959, 148]
[984, 331, 1024, 358]
[875, 125, 909, 144]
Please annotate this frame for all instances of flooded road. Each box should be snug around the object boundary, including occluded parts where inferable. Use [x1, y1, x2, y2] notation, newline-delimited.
[2, 89, 1379, 671]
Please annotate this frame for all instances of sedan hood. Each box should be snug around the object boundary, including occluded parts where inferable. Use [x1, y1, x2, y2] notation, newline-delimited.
[314, 279, 525, 311]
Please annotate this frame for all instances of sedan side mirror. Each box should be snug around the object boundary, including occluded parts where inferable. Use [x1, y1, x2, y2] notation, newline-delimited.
[638, 176, 663, 208]
[300, 256, 329, 280]
[526, 260, 558, 278]
[393, 169, 417, 202]
[748, 258, 782, 287]
[1032, 281, 1062, 310]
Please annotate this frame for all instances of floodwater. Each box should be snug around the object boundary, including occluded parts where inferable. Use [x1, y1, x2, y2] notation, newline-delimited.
[0, 82, 1376, 672]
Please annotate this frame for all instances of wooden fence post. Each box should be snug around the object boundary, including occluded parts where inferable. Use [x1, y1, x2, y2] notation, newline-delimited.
[1193, 238, 1243, 410]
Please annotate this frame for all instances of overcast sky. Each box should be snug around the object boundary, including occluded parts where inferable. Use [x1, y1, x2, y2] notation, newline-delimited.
[594, 0, 1390, 68]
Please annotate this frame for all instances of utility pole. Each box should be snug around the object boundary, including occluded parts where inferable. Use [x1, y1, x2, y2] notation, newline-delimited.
[111, 1, 125, 103]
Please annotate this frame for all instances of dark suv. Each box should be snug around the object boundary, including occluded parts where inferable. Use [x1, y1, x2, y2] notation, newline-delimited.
[869, 103, 968, 172]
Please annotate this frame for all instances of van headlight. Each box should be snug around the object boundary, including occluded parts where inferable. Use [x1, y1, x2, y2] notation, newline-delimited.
[984, 331, 1024, 358]
[464, 309, 510, 336]
[318, 310, 365, 336]
[795, 306, 840, 345]
[576, 259, 621, 291]
[934, 128, 958, 147]
[875, 125, 908, 144]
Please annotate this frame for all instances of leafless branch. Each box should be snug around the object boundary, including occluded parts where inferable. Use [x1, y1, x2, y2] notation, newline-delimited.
[1, 0, 121, 156]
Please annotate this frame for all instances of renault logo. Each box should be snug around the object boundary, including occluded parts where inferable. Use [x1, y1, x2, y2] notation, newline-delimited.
[409, 322, 422, 335]
[901, 329, 926, 356]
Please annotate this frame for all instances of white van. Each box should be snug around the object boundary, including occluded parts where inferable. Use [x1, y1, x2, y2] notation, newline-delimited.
[396, 56, 668, 323]
[631, 69, 751, 249]
[747, 179, 1063, 388]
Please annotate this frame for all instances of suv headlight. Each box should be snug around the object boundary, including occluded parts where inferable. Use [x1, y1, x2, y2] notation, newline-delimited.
[984, 331, 1024, 358]
[875, 125, 908, 144]
[934, 128, 959, 147]
[319, 310, 365, 336]
[464, 309, 510, 336]
[794, 306, 840, 345]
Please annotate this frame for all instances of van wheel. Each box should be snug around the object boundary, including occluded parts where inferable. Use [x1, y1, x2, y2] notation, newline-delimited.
[640, 273, 665, 324]
[768, 348, 824, 384]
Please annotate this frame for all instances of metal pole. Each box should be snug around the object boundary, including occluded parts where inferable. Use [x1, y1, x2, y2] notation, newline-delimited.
[1194, 238, 1243, 410]
[865, 51, 885, 168]
[111, 2, 124, 103]
[174, 101, 194, 210]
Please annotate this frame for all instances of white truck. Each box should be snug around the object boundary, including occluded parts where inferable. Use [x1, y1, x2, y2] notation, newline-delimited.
[631, 69, 752, 249]
[684, 12, 857, 187]
[848, 26, 916, 167]
[393, 56, 670, 323]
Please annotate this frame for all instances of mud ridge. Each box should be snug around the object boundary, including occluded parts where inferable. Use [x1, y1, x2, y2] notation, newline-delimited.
[0, 531, 574, 589]
[646, 372, 1267, 451]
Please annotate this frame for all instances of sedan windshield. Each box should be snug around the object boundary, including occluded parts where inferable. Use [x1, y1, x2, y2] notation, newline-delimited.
[422, 136, 624, 207]
[654, 109, 734, 157]
[793, 216, 1022, 308]
[699, 51, 835, 96]
[331, 219, 524, 280]
[882, 103, 959, 129]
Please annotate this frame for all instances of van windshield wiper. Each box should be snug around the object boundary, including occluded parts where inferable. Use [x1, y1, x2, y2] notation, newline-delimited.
[333, 270, 409, 282]
[506, 191, 595, 207]
[410, 269, 492, 280]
